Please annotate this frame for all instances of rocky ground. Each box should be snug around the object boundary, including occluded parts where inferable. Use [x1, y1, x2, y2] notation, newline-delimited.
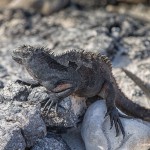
[0, 3, 150, 150]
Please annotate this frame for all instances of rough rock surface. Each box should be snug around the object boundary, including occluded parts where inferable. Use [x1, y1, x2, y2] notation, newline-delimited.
[0, 101, 46, 149]
[28, 86, 50, 104]
[32, 133, 71, 150]
[0, 122, 26, 150]
[81, 100, 150, 150]
[0, 81, 86, 149]
[0, 82, 29, 102]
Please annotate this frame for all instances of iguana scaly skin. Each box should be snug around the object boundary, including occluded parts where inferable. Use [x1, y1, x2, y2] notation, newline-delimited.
[12, 45, 150, 137]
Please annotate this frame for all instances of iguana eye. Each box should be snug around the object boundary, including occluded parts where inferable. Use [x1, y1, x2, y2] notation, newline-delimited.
[12, 56, 23, 64]
[52, 81, 72, 93]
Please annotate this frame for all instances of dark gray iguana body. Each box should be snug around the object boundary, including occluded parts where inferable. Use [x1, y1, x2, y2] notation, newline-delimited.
[12, 45, 150, 137]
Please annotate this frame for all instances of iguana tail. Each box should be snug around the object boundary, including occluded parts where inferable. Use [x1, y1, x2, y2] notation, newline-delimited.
[115, 89, 150, 122]
[122, 68, 150, 99]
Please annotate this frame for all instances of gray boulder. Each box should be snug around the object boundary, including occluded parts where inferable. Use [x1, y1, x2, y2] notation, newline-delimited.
[32, 134, 70, 150]
[81, 100, 150, 150]
[0, 122, 26, 150]
[0, 101, 46, 149]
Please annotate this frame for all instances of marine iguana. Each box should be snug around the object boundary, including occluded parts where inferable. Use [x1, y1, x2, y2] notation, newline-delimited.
[12, 45, 150, 137]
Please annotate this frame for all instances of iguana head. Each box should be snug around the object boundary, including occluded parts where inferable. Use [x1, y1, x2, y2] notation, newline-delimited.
[12, 45, 81, 93]
[12, 45, 42, 65]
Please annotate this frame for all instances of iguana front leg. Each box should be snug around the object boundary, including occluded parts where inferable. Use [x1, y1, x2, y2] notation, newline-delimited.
[15, 78, 40, 88]
[16, 78, 75, 115]
[41, 83, 76, 115]
[99, 81, 126, 137]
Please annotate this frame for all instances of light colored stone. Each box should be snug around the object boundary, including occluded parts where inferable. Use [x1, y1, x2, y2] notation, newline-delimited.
[62, 127, 86, 150]
[28, 86, 50, 104]
[81, 100, 150, 150]
[0, 81, 29, 102]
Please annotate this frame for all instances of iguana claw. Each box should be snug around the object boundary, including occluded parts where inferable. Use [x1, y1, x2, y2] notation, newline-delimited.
[41, 93, 60, 115]
[105, 108, 125, 137]
[42, 99, 59, 115]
